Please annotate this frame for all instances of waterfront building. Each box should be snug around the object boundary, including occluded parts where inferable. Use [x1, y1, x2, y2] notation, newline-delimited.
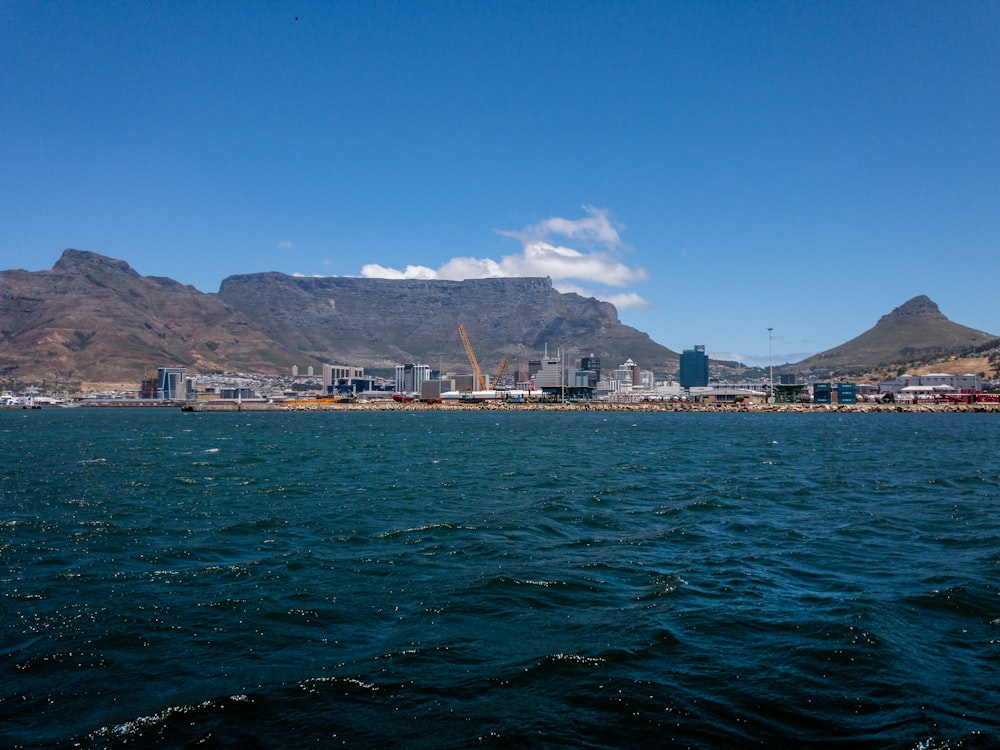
[652, 381, 685, 400]
[420, 379, 443, 401]
[610, 360, 635, 386]
[592, 358, 648, 396]
[323, 364, 364, 390]
[530, 355, 564, 388]
[330, 377, 382, 395]
[581, 355, 601, 384]
[680, 346, 709, 388]
[622, 358, 640, 386]
[774, 382, 808, 403]
[156, 367, 187, 400]
[689, 386, 767, 404]
[220, 387, 256, 400]
[596, 376, 621, 395]
[140, 377, 157, 399]
[395, 363, 431, 394]
[878, 372, 981, 395]
[452, 374, 475, 391]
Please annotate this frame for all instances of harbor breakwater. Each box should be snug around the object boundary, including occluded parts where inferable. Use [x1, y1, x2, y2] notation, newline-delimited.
[183, 399, 1000, 414]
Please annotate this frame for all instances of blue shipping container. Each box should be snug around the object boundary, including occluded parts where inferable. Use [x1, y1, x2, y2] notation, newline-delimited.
[837, 383, 856, 404]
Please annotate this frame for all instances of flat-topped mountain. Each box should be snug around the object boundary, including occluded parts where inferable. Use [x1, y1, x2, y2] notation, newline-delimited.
[217, 272, 677, 374]
[792, 295, 996, 373]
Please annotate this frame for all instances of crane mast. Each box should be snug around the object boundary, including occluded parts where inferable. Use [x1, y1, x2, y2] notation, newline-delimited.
[457, 324, 487, 391]
[492, 356, 510, 388]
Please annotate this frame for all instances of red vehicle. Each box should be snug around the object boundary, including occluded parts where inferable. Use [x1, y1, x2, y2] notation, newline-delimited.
[940, 390, 999, 404]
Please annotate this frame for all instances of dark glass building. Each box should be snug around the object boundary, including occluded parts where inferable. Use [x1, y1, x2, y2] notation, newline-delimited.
[679, 345, 709, 388]
[580, 355, 601, 388]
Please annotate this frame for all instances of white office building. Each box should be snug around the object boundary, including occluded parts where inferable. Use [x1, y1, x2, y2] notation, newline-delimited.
[323, 364, 365, 390]
[395, 363, 431, 394]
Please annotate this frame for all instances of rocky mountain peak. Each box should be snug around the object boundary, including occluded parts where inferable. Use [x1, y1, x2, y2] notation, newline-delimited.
[876, 295, 946, 326]
[52, 248, 142, 280]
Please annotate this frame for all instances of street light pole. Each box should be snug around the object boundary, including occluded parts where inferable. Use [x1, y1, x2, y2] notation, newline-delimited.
[560, 345, 565, 402]
[767, 327, 774, 403]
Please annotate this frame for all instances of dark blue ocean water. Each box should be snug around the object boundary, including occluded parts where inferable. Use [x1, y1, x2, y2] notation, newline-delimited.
[2, 408, 998, 748]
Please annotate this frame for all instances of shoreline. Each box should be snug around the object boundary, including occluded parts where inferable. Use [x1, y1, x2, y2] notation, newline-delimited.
[7, 400, 996, 413]
[180, 400, 1000, 414]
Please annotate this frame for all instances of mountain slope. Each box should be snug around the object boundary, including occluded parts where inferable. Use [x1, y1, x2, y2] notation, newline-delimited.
[0, 249, 303, 383]
[0, 249, 677, 386]
[793, 295, 996, 372]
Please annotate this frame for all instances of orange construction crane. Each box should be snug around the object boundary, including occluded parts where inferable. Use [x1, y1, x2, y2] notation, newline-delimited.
[457, 324, 487, 390]
[492, 356, 509, 389]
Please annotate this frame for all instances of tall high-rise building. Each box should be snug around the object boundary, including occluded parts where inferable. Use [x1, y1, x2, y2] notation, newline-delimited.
[581, 355, 601, 379]
[679, 346, 709, 388]
[580, 355, 601, 387]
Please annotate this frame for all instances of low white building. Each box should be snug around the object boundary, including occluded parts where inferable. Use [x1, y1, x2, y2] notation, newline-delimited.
[689, 385, 767, 404]
[879, 372, 980, 395]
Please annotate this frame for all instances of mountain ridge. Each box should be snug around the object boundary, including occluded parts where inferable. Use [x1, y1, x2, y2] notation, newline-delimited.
[0, 249, 677, 385]
[1, 250, 995, 388]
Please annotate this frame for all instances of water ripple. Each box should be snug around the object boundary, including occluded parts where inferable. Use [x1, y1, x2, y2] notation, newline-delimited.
[2, 409, 999, 748]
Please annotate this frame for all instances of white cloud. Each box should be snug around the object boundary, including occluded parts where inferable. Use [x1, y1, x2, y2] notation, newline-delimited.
[712, 350, 817, 367]
[498, 204, 624, 247]
[360, 206, 650, 308]
[596, 291, 653, 310]
[552, 282, 652, 310]
[711, 351, 752, 365]
[277, 240, 294, 249]
[359, 263, 439, 280]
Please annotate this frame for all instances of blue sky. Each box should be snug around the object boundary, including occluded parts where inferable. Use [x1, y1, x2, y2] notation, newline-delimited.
[2, 2, 998, 367]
